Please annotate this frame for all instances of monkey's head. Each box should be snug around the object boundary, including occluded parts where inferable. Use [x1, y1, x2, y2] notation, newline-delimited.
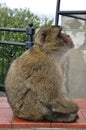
[35, 26, 74, 54]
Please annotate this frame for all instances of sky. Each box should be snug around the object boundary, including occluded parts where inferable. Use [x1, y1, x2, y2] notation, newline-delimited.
[0, 0, 86, 20]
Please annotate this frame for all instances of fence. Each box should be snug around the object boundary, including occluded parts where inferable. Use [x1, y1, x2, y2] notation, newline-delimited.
[55, 0, 86, 25]
[0, 0, 86, 92]
[0, 23, 35, 91]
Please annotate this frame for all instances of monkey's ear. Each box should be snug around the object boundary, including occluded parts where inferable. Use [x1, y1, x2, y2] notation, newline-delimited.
[40, 32, 46, 44]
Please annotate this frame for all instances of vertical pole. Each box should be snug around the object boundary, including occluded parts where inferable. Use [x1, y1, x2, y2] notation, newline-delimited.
[26, 23, 35, 49]
[55, 0, 61, 26]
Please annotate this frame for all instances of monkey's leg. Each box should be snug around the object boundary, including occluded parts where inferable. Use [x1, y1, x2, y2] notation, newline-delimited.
[43, 111, 78, 122]
[14, 89, 52, 121]
[40, 100, 79, 122]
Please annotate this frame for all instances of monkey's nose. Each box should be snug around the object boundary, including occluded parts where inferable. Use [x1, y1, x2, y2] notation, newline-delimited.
[67, 35, 70, 37]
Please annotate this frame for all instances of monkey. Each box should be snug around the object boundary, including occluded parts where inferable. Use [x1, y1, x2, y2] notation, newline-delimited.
[5, 26, 79, 122]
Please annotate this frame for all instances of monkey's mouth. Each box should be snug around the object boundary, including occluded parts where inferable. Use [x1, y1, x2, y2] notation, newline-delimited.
[58, 28, 74, 48]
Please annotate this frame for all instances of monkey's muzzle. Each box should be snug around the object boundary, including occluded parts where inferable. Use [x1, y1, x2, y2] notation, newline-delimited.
[58, 27, 74, 48]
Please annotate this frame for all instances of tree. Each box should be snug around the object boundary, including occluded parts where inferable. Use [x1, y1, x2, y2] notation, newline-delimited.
[0, 3, 53, 84]
[0, 3, 53, 42]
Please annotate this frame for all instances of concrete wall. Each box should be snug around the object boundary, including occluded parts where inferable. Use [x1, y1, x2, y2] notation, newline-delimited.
[62, 16, 86, 98]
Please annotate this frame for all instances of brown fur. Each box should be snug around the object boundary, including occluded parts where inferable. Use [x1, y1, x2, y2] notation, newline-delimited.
[5, 26, 78, 122]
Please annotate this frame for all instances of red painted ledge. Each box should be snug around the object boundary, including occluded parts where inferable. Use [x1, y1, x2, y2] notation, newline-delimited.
[0, 97, 86, 128]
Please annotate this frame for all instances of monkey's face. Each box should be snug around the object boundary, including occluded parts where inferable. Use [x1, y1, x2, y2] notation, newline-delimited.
[35, 26, 74, 54]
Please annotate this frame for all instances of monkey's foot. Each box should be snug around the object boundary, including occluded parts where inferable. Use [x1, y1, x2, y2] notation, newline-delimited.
[43, 112, 79, 123]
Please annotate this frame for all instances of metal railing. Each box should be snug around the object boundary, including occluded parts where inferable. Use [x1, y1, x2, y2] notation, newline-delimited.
[0, 23, 35, 92]
[55, 0, 86, 25]
[0, 0, 86, 92]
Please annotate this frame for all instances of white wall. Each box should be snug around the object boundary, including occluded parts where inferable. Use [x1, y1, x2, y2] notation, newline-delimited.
[62, 16, 86, 98]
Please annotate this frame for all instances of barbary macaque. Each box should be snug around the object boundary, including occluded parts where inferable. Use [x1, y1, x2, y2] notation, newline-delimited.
[5, 26, 78, 122]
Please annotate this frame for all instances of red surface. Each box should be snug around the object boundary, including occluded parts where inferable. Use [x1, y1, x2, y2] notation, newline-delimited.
[12, 116, 51, 128]
[0, 97, 86, 128]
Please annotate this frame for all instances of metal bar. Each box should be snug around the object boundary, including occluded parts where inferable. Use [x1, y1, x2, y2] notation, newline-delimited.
[26, 23, 35, 49]
[0, 84, 5, 92]
[0, 41, 25, 46]
[63, 28, 86, 32]
[64, 14, 86, 21]
[55, 0, 61, 25]
[1, 45, 5, 83]
[0, 27, 26, 32]
[0, 23, 35, 90]
[58, 10, 86, 15]
[55, 0, 86, 25]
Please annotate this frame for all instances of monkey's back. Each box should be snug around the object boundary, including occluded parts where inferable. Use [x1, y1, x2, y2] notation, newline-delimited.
[5, 45, 62, 120]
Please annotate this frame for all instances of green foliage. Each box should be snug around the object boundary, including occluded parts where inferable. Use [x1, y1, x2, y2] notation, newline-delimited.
[0, 3, 53, 43]
[0, 3, 53, 84]
[40, 16, 53, 27]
